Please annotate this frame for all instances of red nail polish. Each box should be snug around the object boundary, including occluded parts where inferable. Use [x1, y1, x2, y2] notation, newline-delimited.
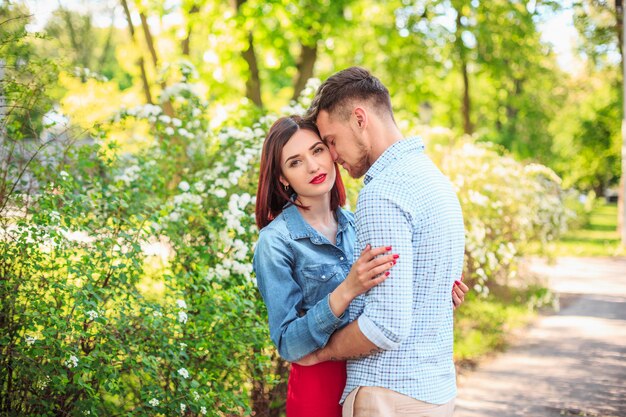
[454, 280, 461, 285]
[393, 254, 399, 259]
[385, 271, 390, 276]
[392, 260, 396, 265]
[386, 246, 392, 251]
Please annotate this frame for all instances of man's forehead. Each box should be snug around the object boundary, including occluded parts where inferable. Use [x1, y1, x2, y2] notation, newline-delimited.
[316, 109, 331, 124]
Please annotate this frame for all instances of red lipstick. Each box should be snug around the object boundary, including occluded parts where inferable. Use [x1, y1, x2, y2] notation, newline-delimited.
[310, 174, 327, 184]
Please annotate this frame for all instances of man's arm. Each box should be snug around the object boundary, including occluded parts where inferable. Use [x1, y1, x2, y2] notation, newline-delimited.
[296, 320, 379, 365]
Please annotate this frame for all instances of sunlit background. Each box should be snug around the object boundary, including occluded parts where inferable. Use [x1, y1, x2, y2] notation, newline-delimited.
[1, 0, 624, 416]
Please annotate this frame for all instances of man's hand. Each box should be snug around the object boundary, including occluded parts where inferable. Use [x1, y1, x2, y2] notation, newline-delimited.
[295, 351, 322, 367]
[452, 274, 469, 309]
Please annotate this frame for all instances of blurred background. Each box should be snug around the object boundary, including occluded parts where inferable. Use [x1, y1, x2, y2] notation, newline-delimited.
[0, 0, 624, 416]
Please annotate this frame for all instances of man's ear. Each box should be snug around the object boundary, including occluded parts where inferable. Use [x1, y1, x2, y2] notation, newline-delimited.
[353, 107, 367, 129]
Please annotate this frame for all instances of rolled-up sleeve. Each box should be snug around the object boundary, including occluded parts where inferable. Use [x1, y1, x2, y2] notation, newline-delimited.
[355, 186, 414, 350]
[253, 229, 349, 362]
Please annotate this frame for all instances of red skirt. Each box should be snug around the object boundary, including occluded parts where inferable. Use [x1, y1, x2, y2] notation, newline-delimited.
[286, 361, 347, 417]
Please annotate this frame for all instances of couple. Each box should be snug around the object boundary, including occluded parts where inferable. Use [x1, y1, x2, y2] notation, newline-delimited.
[253, 67, 467, 417]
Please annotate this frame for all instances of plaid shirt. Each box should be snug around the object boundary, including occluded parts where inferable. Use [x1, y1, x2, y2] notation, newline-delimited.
[342, 136, 465, 405]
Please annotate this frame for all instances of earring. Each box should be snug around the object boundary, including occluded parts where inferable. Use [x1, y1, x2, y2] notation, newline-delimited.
[283, 184, 289, 191]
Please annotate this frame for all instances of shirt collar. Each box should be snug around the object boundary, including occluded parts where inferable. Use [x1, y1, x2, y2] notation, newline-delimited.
[282, 202, 353, 241]
[364, 136, 425, 185]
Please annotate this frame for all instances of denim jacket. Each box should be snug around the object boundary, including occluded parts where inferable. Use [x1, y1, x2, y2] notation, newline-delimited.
[253, 203, 356, 362]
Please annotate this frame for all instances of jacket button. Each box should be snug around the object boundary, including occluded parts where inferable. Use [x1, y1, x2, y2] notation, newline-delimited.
[340, 256, 344, 261]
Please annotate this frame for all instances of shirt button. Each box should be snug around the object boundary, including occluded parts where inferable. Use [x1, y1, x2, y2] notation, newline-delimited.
[321, 275, 326, 279]
[340, 256, 344, 261]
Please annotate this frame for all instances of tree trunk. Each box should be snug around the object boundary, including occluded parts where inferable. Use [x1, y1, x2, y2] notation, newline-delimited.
[98, 9, 116, 71]
[616, 0, 624, 238]
[242, 31, 263, 108]
[455, 9, 472, 134]
[138, 10, 174, 117]
[120, 0, 153, 104]
[461, 59, 472, 134]
[59, 7, 89, 80]
[234, 0, 263, 108]
[181, 4, 200, 56]
[291, 43, 318, 101]
[140, 12, 159, 69]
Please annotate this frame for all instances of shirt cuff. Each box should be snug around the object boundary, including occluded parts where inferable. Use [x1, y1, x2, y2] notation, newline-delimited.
[357, 314, 400, 350]
[310, 294, 347, 336]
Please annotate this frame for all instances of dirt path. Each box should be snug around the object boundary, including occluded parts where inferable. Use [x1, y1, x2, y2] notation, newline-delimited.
[454, 257, 626, 417]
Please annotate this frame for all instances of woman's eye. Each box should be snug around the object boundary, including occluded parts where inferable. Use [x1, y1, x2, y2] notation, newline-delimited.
[289, 160, 301, 168]
[313, 147, 324, 155]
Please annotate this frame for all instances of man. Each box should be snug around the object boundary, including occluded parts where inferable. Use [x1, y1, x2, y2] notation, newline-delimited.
[301, 67, 466, 417]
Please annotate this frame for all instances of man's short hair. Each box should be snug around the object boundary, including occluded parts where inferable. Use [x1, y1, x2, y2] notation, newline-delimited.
[306, 67, 394, 122]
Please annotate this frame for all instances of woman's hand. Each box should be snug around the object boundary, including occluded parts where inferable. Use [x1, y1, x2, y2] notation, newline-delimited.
[452, 274, 469, 309]
[329, 244, 396, 318]
[343, 244, 397, 298]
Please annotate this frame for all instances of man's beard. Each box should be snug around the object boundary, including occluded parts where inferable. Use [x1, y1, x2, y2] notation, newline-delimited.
[347, 144, 370, 179]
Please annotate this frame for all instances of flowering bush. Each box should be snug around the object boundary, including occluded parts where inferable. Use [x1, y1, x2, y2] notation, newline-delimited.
[1, 63, 282, 416]
[423, 127, 576, 295]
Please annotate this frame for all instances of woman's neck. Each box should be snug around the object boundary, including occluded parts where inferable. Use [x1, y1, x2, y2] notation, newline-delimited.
[295, 194, 337, 243]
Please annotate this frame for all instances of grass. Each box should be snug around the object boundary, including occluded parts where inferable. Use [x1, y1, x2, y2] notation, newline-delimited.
[453, 285, 553, 368]
[552, 202, 626, 257]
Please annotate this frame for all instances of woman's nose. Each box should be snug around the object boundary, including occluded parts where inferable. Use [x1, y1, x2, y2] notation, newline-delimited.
[307, 159, 320, 173]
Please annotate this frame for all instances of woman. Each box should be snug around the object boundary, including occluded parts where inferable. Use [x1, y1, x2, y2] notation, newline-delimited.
[253, 116, 466, 417]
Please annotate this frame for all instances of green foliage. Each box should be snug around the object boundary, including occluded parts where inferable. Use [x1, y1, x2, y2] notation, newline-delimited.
[552, 202, 626, 257]
[0, 5, 58, 139]
[551, 70, 622, 192]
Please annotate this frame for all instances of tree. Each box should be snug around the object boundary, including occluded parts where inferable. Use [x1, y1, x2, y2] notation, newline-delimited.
[573, 0, 624, 241]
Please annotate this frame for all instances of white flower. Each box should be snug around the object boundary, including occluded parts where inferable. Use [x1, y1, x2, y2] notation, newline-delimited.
[169, 211, 181, 222]
[153, 311, 163, 317]
[214, 188, 226, 198]
[26, 335, 37, 346]
[165, 126, 175, 136]
[194, 182, 206, 193]
[86, 310, 99, 320]
[178, 181, 190, 192]
[180, 342, 187, 349]
[172, 118, 182, 127]
[178, 311, 188, 324]
[60, 171, 69, 178]
[149, 398, 160, 407]
[176, 299, 187, 309]
[65, 355, 79, 368]
[180, 403, 186, 413]
[200, 406, 207, 415]
[192, 391, 200, 401]
[178, 368, 190, 379]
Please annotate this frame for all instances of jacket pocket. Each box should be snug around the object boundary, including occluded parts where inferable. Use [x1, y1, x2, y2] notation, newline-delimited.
[300, 264, 339, 305]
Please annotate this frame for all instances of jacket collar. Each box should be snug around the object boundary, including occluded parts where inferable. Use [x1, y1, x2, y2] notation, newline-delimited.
[282, 202, 353, 242]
